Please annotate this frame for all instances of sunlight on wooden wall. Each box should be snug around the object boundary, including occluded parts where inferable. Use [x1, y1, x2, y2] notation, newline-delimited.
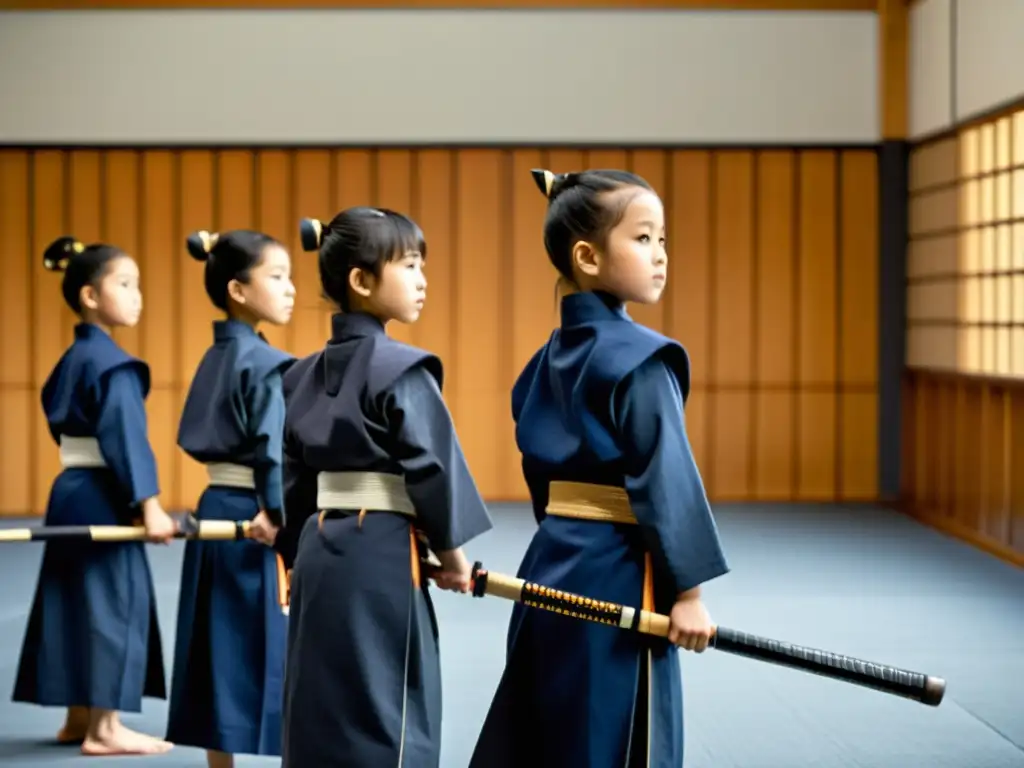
[0, 146, 878, 515]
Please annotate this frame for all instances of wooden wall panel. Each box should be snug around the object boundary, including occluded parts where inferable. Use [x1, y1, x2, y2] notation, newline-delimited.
[840, 152, 880, 498]
[902, 371, 1024, 566]
[0, 146, 879, 515]
[0, 152, 31, 517]
[753, 152, 792, 499]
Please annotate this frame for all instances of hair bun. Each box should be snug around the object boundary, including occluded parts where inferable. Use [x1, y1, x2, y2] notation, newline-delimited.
[42, 235, 84, 272]
[530, 168, 557, 199]
[299, 218, 323, 252]
[186, 230, 219, 262]
[530, 168, 576, 201]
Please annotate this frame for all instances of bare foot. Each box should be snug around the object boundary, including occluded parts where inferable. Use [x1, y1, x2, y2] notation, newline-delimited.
[81, 723, 173, 757]
[56, 706, 89, 743]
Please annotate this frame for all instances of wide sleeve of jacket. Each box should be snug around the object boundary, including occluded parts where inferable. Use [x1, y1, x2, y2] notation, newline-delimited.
[384, 363, 493, 551]
[245, 361, 290, 525]
[95, 362, 161, 506]
[614, 352, 730, 595]
[276, 364, 318, 568]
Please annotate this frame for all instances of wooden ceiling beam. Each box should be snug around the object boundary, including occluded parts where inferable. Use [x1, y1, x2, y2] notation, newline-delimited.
[0, 0, 877, 11]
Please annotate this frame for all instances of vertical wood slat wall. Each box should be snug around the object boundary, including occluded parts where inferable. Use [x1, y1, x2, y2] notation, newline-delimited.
[904, 110, 1024, 566]
[0, 146, 879, 516]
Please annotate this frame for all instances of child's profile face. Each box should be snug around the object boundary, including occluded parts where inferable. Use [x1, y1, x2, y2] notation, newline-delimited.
[82, 255, 144, 328]
[230, 244, 296, 326]
[362, 249, 427, 325]
[595, 188, 668, 305]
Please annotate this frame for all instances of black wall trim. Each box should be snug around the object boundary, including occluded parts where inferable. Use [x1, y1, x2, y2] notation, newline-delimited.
[879, 140, 909, 498]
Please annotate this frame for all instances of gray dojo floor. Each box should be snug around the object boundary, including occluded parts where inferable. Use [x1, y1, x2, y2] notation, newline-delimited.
[0, 503, 1022, 768]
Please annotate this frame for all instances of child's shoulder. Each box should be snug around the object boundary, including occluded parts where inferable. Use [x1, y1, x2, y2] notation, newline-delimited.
[367, 336, 443, 395]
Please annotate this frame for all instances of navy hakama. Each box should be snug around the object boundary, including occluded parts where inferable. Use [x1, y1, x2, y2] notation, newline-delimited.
[166, 319, 293, 756]
[12, 323, 166, 713]
[279, 312, 493, 768]
[470, 291, 731, 768]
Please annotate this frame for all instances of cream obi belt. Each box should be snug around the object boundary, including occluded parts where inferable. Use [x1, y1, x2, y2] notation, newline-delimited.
[545, 481, 638, 525]
[316, 471, 415, 517]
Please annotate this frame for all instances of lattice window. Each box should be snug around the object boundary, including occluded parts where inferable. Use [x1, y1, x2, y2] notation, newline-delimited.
[907, 109, 1024, 376]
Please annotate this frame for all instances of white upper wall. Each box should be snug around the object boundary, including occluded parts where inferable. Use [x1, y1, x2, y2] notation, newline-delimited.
[0, 9, 878, 145]
[955, 0, 1024, 123]
[908, 0, 952, 138]
[910, 0, 1024, 140]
